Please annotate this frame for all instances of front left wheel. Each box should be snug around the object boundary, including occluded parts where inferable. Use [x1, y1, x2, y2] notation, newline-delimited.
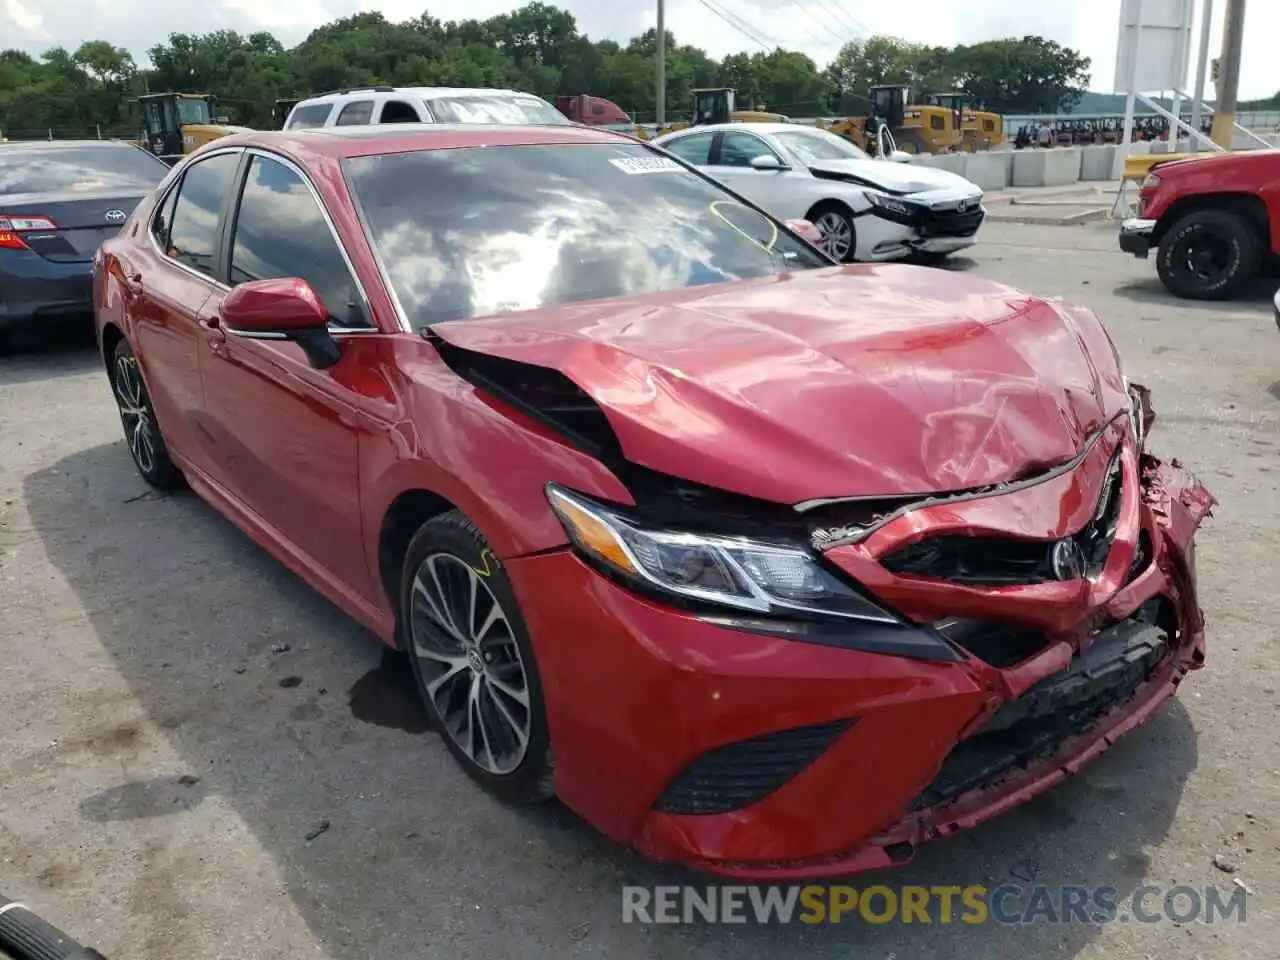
[111, 338, 184, 490]
[809, 202, 858, 263]
[400, 510, 554, 805]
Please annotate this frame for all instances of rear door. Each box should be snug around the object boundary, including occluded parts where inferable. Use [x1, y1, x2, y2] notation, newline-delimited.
[126, 149, 243, 475]
[195, 151, 379, 600]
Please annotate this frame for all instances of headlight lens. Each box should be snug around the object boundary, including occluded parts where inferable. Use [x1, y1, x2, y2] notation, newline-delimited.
[546, 485, 899, 624]
[1140, 171, 1161, 190]
[865, 191, 913, 216]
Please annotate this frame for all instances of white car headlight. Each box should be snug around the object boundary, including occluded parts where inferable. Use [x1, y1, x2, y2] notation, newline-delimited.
[864, 191, 914, 217]
[546, 484, 898, 624]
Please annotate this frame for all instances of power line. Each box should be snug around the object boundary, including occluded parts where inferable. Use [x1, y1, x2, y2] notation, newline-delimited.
[788, 1, 852, 45]
[811, 0, 873, 37]
[693, 0, 777, 50]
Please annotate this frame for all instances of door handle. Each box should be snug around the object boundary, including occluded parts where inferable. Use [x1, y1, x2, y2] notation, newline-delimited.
[198, 315, 228, 357]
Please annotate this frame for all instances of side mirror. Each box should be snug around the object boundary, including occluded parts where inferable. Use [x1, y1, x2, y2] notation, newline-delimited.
[888, 150, 914, 163]
[784, 218, 824, 247]
[220, 277, 342, 369]
[749, 154, 785, 171]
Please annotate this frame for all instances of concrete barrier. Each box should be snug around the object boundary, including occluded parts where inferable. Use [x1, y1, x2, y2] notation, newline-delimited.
[1011, 147, 1082, 187]
[1080, 144, 1117, 180]
[914, 153, 968, 175]
[1129, 141, 1153, 156]
[963, 150, 1013, 189]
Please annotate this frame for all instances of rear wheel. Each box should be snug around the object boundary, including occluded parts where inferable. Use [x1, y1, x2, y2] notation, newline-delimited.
[400, 510, 554, 805]
[1156, 208, 1261, 300]
[111, 338, 184, 490]
[808, 202, 858, 262]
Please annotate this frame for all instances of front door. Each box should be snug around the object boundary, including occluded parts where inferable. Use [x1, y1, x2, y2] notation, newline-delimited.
[126, 149, 242, 477]
[705, 130, 790, 213]
[195, 152, 379, 601]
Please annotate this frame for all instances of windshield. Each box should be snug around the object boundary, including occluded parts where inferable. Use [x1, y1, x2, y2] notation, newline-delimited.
[0, 145, 170, 195]
[424, 95, 570, 125]
[344, 143, 829, 326]
[176, 97, 214, 125]
[774, 129, 870, 163]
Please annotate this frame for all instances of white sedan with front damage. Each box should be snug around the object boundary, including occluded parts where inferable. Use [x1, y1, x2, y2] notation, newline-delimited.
[653, 122, 985, 263]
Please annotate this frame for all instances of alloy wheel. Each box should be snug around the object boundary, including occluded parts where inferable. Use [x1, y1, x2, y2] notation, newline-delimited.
[409, 553, 531, 775]
[113, 355, 157, 475]
[815, 211, 853, 260]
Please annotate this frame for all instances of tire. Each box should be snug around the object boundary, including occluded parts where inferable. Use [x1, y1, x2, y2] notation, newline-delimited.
[1156, 208, 1261, 300]
[399, 510, 554, 805]
[808, 202, 858, 263]
[110, 338, 184, 490]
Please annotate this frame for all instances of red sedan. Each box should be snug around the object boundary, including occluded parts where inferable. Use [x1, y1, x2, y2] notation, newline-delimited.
[93, 124, 1215, 878]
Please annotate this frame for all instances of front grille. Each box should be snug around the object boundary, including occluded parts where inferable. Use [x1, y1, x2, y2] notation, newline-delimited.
[881, 452, 1122, 586]
[653, 719, 854, 815]
[934, 618, 1052, 668]
[910, 604, 1171, 809]
[921, 209, 985, 238]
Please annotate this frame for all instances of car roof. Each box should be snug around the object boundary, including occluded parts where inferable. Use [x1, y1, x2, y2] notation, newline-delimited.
[661, 123, 816, 138]
[297, 87, 542, 105]
[204, 123, 642, 163]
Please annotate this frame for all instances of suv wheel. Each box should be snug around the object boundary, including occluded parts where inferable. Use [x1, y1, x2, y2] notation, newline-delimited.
[1156, 208, 1261, 300]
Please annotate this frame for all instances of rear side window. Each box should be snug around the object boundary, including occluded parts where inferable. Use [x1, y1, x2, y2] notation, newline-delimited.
[661, 133, 714, 165]
[285, 104, 333, 129]
[163, 152, 240, 277]
[229, 156, 368, 327]
[0, 145, 169, 195]
[336, 101, 374, 126]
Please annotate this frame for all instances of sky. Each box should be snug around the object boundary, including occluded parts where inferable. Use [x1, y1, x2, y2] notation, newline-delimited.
[2, 0, 1276, 100]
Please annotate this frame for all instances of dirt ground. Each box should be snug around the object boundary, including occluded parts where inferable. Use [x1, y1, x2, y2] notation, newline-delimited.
[2, 219, 1278, 959]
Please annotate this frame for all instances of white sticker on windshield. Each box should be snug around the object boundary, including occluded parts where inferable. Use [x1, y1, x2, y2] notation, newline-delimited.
[609, 156, 683, 175]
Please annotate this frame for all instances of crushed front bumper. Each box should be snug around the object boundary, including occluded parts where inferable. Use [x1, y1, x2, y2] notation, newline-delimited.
[504, 428, 1214, 879]
[1119, 217, 1157, 259]
[869, 199, 985, 259]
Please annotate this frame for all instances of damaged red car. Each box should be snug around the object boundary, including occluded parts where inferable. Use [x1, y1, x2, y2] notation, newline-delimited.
[93, 124, 1215, 878]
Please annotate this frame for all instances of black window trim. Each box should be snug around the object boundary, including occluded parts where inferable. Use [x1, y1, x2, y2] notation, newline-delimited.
[221, 147, 381, 334]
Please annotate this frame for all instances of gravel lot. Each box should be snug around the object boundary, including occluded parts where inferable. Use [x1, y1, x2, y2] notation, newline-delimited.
[2, 219, 1278, 959]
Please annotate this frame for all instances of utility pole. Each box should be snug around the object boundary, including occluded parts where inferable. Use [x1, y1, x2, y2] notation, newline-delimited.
[1210, 0, 1246, 148]
[656, 0, 666, 128]
[1189, 0, 1214, 148]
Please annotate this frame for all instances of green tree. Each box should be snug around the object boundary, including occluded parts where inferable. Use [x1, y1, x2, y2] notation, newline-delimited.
[0, 8, 1093, 137]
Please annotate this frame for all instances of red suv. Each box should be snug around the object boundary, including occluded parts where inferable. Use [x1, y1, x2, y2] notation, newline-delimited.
[94, 124, 1214, 878]
[1119, 149, 1280, 300]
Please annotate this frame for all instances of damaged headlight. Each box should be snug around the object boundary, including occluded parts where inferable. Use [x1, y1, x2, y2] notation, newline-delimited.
[546, 485, 899, 624]
[864, 191, 916, 217]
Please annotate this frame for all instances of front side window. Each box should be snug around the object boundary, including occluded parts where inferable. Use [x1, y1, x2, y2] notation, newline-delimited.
[336, 101, 375, 126]
[378, 100, 422, 124]
[163, 152, 240, 277]
[343, 142, 829, 328]
[661, 132, 714, 165]
[424, 95, 569, 125]
[0, 145, 170, 195]
[717, 132, 778, 168]
[285, 104, 333, 130]
[230, 155, 368, 327]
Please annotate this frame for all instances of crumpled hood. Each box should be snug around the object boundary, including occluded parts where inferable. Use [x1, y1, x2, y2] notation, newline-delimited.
[808, 157, 979, 197]
[428, 264, 1130, 504]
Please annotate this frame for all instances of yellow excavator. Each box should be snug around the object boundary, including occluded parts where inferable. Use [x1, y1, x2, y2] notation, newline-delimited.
[632, 88, 787, 140]
[134, 93, 251, 165]
[824, 86, 959, 155]
[925, 92, 1004, 150]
